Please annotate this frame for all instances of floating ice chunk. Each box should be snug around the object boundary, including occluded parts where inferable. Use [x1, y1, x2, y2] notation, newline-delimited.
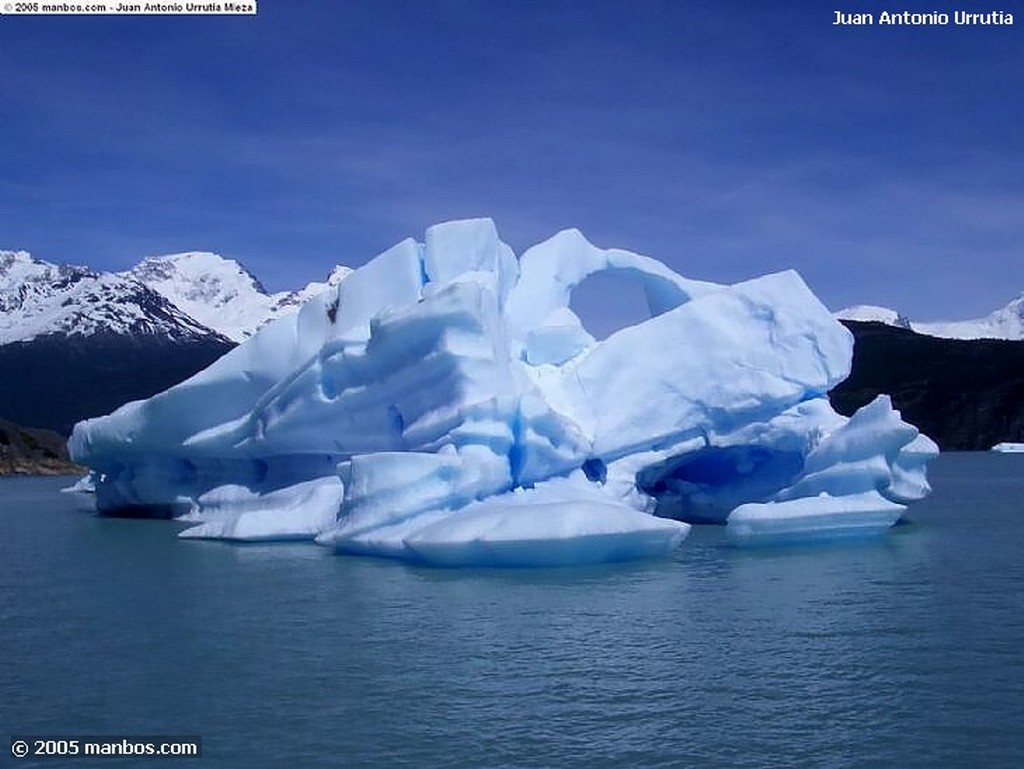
[991, 442, 1024, 453]
[727, 491, 907, 543]
[61, 472, 97, 494]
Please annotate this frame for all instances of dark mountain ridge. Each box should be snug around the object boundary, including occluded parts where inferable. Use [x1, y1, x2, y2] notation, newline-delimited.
[829, 320, 1024, 450]
[1, 249, 237, 435]
[0, 332, 234, 436]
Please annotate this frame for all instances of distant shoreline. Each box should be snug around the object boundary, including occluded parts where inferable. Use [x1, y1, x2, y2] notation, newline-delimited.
[0, 418, 84, 477]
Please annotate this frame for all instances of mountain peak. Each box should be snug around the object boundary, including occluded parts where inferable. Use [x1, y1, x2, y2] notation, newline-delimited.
[0, 250, 229, 345]
[1, 249, 38, 269]
[125, 252, 275, 342]
[124, 252, 351, 343]
[129, 250, 269, 296]
[1, 249, 95, 285]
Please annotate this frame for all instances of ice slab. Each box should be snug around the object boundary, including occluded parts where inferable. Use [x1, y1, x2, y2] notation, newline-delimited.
[727, 491, 907, 544]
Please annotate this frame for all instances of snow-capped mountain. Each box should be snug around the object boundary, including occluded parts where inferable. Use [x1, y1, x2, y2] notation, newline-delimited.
[1, 249, 353, 346]
[0, 250, 228, 345]
[1, 247, 352, 434]
[0, 249, 238, 434]
[836, 294, 1024, 341]
[124, 252, 351, 342]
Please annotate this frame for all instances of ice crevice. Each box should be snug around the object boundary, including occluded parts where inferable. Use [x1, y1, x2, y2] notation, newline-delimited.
[69, 219, 938, 567]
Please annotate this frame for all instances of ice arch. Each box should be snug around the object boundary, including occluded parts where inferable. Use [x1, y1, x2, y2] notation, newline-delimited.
[504, 228, 721, 363]
[570, 269, 666, 341]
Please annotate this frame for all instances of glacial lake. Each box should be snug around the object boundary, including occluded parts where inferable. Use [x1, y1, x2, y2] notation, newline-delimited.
[2, 452, 1023, 768]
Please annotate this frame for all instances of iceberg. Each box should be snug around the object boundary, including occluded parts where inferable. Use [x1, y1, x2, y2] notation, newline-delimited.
[69, 219, 938, 566]
[990, 442, 1024, 453]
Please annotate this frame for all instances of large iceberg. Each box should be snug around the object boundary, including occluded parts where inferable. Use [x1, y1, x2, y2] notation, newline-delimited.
[69, 220, 937, 566]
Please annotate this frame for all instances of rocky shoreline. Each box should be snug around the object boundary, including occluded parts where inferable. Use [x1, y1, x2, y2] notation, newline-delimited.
[0, 418, 85, 476]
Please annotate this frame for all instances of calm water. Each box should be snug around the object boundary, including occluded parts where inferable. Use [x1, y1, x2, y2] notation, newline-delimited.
[2, 453, 1023, 768]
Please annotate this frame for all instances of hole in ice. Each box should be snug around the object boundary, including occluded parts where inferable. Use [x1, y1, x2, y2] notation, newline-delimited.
[581, 457, 607, 483]
[569, 270, 653, 340]
[637, 445, 804, 524]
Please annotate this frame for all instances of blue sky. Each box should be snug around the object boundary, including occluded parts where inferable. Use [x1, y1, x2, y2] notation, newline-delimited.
[1, 0, 1022, 322]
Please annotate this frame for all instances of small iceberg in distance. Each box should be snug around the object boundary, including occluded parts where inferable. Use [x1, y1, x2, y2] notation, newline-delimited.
[991, 442, 1024, 454]
[69, 219, 937, 567]
[991, 442, 1024, 453]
